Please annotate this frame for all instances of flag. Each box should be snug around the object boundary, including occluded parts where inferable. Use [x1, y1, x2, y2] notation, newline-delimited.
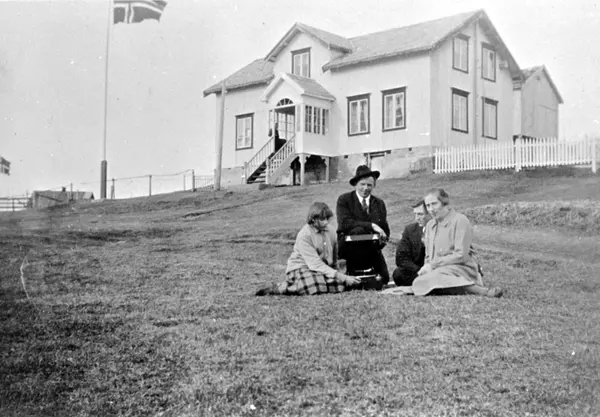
[0, 156, 10, 175]
[114, 0, 167, 24]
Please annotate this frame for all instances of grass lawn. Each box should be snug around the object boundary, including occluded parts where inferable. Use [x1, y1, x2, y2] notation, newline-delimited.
[1, 167, 599, 417]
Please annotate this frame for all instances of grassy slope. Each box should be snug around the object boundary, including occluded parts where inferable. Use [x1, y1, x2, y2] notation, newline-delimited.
[1, 167, 599, 417]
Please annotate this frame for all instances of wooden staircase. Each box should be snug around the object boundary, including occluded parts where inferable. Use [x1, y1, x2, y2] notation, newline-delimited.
[245, 135, 296, 185]
[246, 161, 267, 184]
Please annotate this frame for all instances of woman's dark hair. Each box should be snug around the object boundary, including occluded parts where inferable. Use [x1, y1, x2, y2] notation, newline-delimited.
[424, 188, 450, 206]
[306, 202, 334, 225]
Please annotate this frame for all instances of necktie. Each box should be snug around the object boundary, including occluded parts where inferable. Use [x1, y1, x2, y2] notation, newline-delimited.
[362, 198, 369, 214]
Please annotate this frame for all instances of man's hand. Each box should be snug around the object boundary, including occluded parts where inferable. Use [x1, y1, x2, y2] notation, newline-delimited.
[372, 223, 387, 241]
[418, 263, 433, 276]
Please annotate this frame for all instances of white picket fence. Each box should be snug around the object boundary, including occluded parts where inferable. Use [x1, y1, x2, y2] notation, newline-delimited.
[434, 136, 599, 174]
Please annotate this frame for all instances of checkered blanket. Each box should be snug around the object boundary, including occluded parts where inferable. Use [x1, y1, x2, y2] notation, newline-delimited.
[278, 267, 346, 296]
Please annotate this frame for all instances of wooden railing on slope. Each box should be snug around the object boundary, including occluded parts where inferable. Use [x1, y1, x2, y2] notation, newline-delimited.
[244, 137, 275, 183]
[266, 135, 296, 184]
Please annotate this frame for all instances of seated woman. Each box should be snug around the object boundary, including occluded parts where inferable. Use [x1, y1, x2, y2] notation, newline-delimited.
[255, 202, 361, 296]
[401, 188, 503, 297]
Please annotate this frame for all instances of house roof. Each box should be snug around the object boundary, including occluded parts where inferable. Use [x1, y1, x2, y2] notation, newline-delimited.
[323, 10, 479, 71]
[204, 9, 522, 96]
[516, 65, 563, 104]
[265, 22, 353, 60]
[261, 73, 336, 103]
[203, 59, 274, 97]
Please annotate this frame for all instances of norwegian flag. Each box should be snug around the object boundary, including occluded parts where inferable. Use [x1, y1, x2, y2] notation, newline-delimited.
[0, 156, 10, 175]
[114, 0, 168, 24]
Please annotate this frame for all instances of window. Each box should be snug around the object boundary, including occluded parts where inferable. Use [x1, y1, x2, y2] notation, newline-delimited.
[453, 35, 469, 73]
[482, 43, 496, 81]
[235, 113, 253, 150]
[451, 88, 469, 133]
[482, 98, 498, 139]
[348, 94, 370, 136]
[291, 48, 310, 78]
[304, 105, 328, 135]
[382, 87, 406, 131]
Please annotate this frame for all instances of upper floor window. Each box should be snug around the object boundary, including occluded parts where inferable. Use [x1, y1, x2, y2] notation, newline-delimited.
[291, 48, 310, 78]
[482, 43, 496, 82]
[347, 94, 370, 136]
[482, 97, 498, 139]
[382, 87, 406, 131]
[235, 113, 253, 150]
[453, 35, 469, 73]
[451, 88, 469, 133]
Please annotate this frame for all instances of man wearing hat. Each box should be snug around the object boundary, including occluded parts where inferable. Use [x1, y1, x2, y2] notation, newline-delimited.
[336, 165, 391, 286]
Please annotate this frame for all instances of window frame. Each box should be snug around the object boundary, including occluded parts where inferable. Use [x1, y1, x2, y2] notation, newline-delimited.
[482, 97, 498, 139]
[291, 47, 311, 78]
[451, 88, 469, 134]
[347, 93, 370, 136]
[452, 34, 469, 73]
[304, 106, 329, 135]
[381, 87, 407, 132]
[481, 42, 496, 82]
[235, 113, 254, 150]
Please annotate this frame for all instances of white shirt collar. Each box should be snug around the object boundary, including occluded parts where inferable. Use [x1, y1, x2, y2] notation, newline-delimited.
[355, 191, 371, 206]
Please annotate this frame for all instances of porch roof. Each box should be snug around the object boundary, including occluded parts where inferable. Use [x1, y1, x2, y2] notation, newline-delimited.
[260, 73, 336, 103]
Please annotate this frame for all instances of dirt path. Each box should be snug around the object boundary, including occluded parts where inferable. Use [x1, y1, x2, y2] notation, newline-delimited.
[473, 225, 600, 266]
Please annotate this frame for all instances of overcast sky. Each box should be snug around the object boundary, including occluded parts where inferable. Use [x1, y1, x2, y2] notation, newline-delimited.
[1, 0, 598, 197]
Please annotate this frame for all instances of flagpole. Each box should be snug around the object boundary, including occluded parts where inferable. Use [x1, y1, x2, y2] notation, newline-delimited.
[101, 0, 113, 199]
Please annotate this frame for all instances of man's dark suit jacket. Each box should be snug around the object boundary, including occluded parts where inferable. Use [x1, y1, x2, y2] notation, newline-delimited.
[336, 191, 390, 241]
[395, 222, 425, 278]
[336, 191, 390, 284]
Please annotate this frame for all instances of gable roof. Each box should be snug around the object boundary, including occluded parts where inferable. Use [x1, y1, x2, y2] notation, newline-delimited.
[515, 65, 563, 104]
[323, 10, 479, 71]
[324, 9, 520, 75]
[203, 59, 274, 97]
[260, 73, 336, 103]
[204, 9, 522, 96]
[265, 22, 352, 61]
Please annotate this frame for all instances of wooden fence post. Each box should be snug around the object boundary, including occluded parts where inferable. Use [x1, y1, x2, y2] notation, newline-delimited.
[515, 135, 522, 172]
[149, 175, 152, 196]
[192, 170, 196, 192]
[592, 138, 597, 174]
[111, 178, 115, 199]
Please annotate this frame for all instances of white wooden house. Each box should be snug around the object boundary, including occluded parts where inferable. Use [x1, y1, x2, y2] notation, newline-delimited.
[204, 9, 556, 186]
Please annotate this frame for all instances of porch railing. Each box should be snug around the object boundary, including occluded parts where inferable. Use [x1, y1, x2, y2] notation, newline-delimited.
[244, 137, 275, 183]
[266, 135, 296, 183]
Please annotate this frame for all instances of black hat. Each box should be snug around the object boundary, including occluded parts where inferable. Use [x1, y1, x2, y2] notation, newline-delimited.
[349, 165, 380, 186]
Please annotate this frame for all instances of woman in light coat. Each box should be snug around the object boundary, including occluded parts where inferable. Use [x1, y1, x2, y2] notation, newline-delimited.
[411, 188, 503, 297]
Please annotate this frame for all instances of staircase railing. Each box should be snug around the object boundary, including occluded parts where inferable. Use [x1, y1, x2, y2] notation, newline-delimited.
[266, 135, 296, 183]
[244, 137, 275, 182]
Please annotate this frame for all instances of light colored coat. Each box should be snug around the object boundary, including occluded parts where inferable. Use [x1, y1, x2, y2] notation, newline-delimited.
[412, 209, 481, 295]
